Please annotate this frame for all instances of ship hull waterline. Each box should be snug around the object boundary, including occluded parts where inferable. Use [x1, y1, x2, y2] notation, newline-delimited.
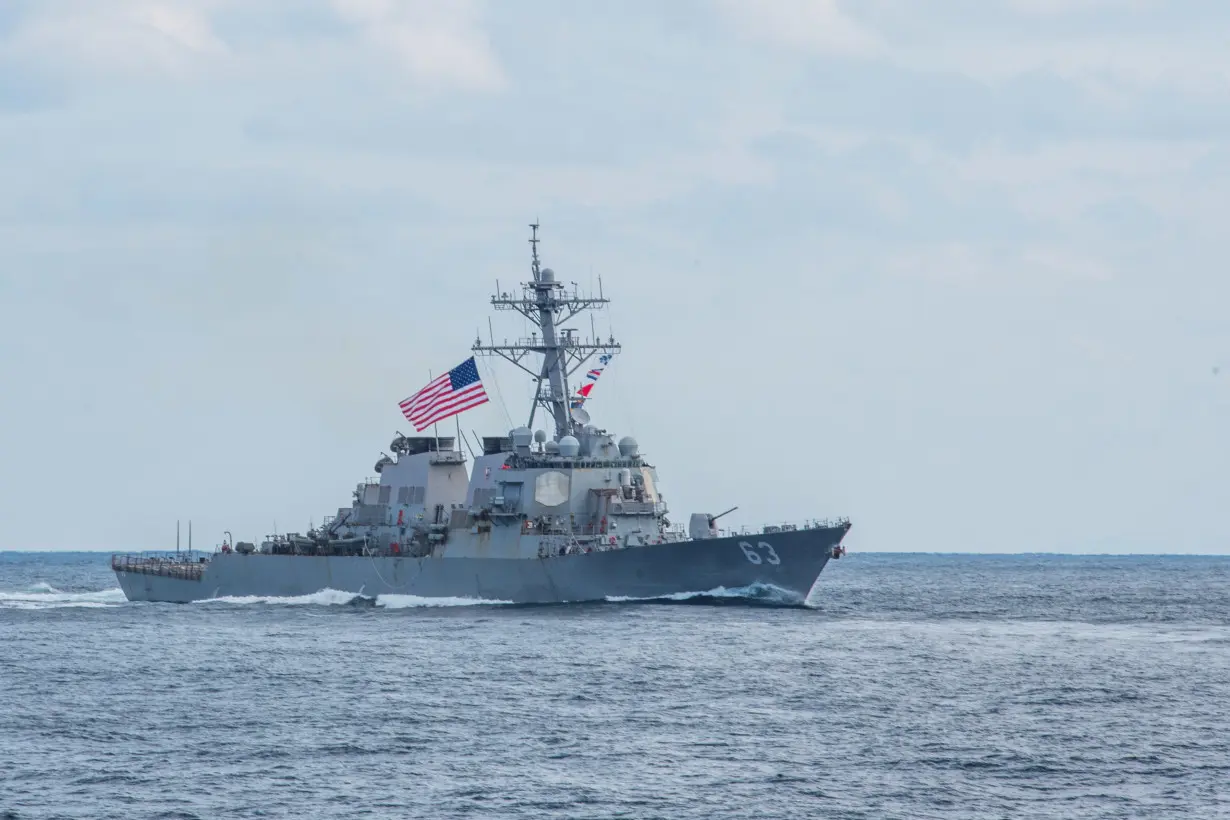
[115, 526, 847, 605]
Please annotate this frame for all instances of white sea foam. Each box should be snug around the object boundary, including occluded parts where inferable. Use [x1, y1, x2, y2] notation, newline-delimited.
[376, 594, 514, 608]
[193, 589, 365, 607]
[0, 586, 126, 610]
[605, 582, 806, 606]
[193, 588, 513, 608]
[2, 582, 804, 610]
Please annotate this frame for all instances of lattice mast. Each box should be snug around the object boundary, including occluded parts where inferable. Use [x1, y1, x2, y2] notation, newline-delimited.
[473, 224, 621, 439]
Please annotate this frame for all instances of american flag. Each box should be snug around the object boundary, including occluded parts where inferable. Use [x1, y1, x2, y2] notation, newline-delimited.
[399, 357, 489, 431]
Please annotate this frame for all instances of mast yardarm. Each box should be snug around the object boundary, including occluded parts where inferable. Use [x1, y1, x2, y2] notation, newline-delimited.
[473, 223, 621, 439]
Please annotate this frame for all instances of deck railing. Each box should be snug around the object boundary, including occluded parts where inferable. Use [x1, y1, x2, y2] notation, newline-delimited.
[111, 554, 207, 582]
[761, 517, 852, 534]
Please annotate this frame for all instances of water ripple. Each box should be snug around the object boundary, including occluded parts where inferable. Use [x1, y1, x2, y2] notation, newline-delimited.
[1, 552, 1228, 819]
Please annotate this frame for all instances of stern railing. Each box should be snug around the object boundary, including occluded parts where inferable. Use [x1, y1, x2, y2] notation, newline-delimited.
[111, 554, 207, 582]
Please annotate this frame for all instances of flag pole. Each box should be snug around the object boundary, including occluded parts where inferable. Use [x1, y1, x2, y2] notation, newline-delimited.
[455, 414, 462, 456]
[429, 369, 439, 453]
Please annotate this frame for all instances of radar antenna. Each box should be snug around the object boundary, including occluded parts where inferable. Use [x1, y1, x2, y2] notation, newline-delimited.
[473, 223, 621, 440]
[529, 221, 541, 278]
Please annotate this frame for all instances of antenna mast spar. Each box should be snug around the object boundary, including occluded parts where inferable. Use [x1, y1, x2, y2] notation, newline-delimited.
[473, 223, 621, 439]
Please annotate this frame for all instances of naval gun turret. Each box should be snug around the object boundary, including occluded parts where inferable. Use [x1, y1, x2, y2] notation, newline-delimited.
[689, 506, 738, 539]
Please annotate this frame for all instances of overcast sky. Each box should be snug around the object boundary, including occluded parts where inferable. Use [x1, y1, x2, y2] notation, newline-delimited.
[2, 0, 1228, 553]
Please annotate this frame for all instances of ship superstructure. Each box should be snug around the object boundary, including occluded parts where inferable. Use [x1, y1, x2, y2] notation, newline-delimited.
[113, 225, 851, 604]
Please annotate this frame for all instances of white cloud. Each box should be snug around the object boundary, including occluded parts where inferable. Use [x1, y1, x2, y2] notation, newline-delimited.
[945, 138, 1219, 237]
[1003, 0, 1159, 15]
[716, 0, 881, 56]
[883, 242, 1113, 284]
[330, 0, 504, 92]
[0, 0, 505, 93]
[716, 0, 1229, 97]
[1, 1, 227, 77]
[2, 1, 1229, 553]
[905, 37, 1230, 97]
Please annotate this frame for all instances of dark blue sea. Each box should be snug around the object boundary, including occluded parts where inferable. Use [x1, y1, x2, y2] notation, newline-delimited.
[2, 552, 1228, 819]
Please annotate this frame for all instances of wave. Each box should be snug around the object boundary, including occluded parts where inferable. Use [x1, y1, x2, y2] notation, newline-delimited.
[192, 589, 365, 607]
[377, 594, 514, 608]
[605, 582, 809, 608]
[1, 583, 804, 611]
[193, 588, 513, 608]
[0, 585, 126, 610]
[201, 584, 809, 609]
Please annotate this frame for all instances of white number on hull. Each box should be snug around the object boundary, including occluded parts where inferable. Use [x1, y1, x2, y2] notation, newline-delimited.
[759, 542, 781, 565]
[738, 541, 781, 566]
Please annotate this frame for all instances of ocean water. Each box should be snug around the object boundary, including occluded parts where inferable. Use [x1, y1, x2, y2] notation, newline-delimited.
[2, 552, 1228, 820]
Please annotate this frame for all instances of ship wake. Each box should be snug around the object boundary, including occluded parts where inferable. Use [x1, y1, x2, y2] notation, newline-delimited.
[191, 588, 514, 608]
[605, 582, 812, 608]
[0, 583, 127, 610]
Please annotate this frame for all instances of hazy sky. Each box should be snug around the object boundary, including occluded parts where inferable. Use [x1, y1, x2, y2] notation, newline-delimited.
[2, 0, 1228, 553]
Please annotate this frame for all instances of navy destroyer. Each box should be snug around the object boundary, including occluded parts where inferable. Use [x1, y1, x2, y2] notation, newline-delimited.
[112, 225, 851, 604]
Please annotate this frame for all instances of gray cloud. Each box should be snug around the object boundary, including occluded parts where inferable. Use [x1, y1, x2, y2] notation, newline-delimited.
[2, 1, 1228, 553]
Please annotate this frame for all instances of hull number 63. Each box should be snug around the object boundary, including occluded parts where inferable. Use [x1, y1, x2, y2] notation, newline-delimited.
[738, 541, 781, 565]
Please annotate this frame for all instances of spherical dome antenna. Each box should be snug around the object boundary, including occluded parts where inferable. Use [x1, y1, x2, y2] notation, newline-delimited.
[618, 436, 639, 457]
[558, 435, 580, 458]
[533, 429, 548, 443]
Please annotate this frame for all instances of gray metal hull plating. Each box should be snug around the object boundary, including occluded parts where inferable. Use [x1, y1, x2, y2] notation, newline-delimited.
[115, 527, 844, 605]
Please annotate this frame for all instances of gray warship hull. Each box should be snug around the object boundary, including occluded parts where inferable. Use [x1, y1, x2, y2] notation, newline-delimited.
[113, 525, 845, 605]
